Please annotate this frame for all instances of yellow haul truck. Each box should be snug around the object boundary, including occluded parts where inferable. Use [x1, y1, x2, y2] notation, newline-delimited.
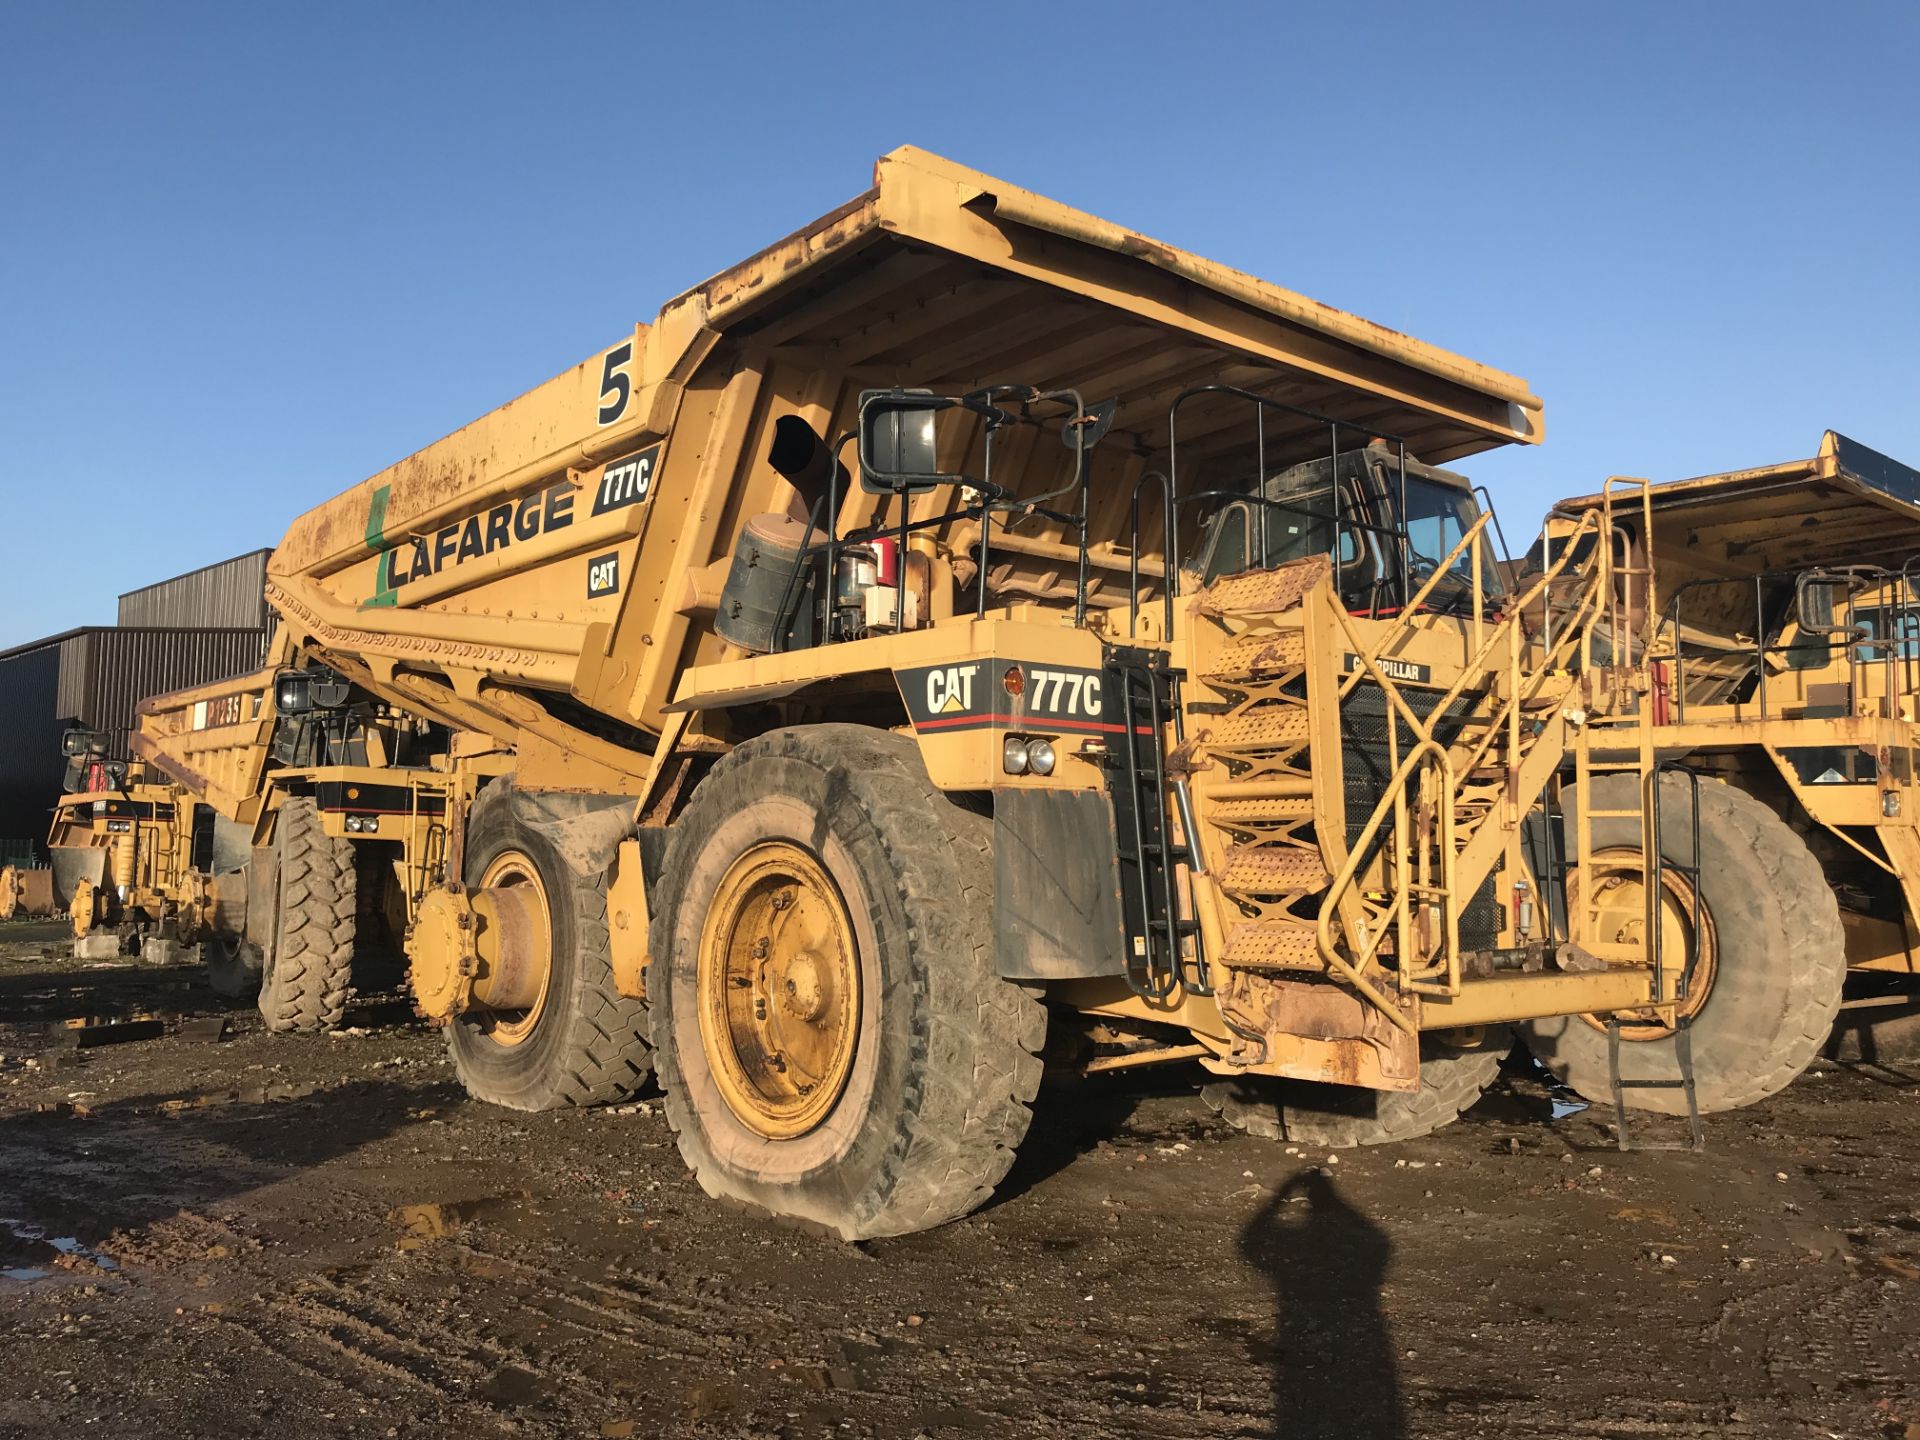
[1529, 432, 1920, 1115]
[1, 731, 254, 978]
[134, 649, 455, 1028]
[136, 148, 1681, 1237]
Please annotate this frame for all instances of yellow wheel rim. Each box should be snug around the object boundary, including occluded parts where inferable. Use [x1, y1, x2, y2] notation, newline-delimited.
[1575, 847, 1718, 1041]
[474, 851, 552, 1048]
[697, 841, 860, 1140]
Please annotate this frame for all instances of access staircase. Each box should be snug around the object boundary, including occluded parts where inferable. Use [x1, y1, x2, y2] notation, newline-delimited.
[1182, 485, 1659, 1040]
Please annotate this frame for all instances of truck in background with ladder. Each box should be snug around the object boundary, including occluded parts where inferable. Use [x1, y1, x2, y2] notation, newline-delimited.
[1527, 432, 1920, 1128]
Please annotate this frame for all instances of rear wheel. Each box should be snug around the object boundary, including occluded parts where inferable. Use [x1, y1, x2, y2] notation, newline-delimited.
[1519, 774, 1845, 1114]
[443, 782, 651, 1111]
[649, 725, 1045, 1240]
[1202, 1032, 1508, 1147]
[204, 936, 263, 998]
[258, 798, 355, 1033]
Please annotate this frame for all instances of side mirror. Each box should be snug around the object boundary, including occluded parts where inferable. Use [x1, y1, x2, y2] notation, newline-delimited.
[274, 670, 313, 716]
[858, 389, 953, 494]
[61, 729, 107, 759]
[1060, 397, 1117, 453]
[1794, 576, 1840, 636]
[276, 666, 350, 716]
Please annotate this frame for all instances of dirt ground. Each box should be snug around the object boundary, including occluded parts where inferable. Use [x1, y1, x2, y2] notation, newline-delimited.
[1, 922, 1916, 1440]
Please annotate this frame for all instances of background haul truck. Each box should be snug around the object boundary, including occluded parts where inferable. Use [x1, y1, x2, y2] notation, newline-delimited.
[1528, 433, 1920, 1114]
[137, 148, 1680, 1239]
[0, 732, 253, 984]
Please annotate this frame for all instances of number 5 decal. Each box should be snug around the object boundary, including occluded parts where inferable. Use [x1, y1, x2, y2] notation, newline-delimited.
[597, 340, 634, 426]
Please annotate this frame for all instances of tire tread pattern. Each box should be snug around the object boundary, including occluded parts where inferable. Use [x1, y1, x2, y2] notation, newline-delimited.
[448, 781, 651, 1111]
[1202, 1038, 1506, 1147]
[652, 726, 1046, 1239]
[258, 798, 356, 1033]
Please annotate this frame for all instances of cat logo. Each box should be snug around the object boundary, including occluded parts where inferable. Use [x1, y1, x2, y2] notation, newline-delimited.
[925, 664, 975, 718]
[586, 551, 620, 598]
[926, 665, 978, 714]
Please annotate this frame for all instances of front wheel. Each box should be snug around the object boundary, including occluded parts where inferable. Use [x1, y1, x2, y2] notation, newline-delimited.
[1518, 774, 1845, 1114]
[258, 798, 356, 1033]
[648, 725, 1045, 1240]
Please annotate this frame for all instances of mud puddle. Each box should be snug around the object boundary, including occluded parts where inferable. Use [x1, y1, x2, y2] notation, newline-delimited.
[0, 1215, 122, 1283]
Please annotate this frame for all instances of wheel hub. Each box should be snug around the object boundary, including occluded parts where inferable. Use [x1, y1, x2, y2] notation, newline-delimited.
[1574, 848, 1719, 1040]
[697, 842, 860, 1140]
[406, 853, 554, 1042]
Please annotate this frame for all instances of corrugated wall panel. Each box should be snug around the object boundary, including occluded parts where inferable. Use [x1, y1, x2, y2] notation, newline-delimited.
[0, 643, 65, 852]
[55, 627, 270, 754]
[116, 549, 272, 629]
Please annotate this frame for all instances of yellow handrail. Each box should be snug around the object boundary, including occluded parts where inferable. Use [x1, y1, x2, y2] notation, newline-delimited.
[1313, 738, 1453, 1035]
[1309, 503, 1624, 1025]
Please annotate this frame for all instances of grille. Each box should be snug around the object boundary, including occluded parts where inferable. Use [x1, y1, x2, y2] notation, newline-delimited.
[1339, 680, 1500, 949]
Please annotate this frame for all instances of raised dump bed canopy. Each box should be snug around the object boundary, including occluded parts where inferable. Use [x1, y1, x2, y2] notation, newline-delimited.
[259, 146, 1547, 761]
[1555, 430, 1920, 581]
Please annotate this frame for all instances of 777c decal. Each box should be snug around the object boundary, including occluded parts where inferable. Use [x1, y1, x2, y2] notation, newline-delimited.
[896, 661, 1140, 735]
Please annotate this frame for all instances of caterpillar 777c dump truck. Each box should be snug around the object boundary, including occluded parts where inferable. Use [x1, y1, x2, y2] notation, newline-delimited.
[1527, 432, 1920, 1115]
[137, 147, 1677, 1238]
[0, 730, 256, 976]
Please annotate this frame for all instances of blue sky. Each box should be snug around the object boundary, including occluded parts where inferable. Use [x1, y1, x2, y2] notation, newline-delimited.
[2, 3, 1915, 646]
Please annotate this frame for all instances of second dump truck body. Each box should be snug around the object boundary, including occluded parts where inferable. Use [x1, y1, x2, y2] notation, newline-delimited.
[138, 148, 1674, 1236]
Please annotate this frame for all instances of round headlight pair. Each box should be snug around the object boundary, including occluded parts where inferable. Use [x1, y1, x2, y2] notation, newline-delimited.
[1002, 734, 1057, 777]
[345, 814, 380, 834]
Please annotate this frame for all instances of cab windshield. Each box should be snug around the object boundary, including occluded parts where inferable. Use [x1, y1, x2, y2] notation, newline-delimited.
[1197, 453, 1498, 610]
[1402, 477, 1495, 596]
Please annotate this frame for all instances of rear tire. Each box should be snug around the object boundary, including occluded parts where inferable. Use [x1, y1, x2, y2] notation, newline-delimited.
[649, 725, 1045, 1240]
[258, 798, 355, 1033]
[204, 936, 262, 998]
[444, 782, 652, 1111]
[1519, 773, 1845, 1114]
[1203, 1032, 1508, 1147]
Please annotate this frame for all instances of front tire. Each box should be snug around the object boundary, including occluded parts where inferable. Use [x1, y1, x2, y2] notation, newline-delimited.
[1519, 774, 1845, 1114]
[443, 782, 651, 1111]
[258, 798, 356, 1033]
[649, 725, 1045, 1240]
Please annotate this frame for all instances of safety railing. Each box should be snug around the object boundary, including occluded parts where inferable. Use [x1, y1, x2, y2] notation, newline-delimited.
[1312, 502, 1622, 1006]
[1128, 384, 1428, 641]
[1649, 562, 1920, 724]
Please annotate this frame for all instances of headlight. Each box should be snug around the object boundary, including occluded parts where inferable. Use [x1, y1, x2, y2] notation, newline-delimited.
[1001, 735, 1056, 777]
[274, 670, 313, 715]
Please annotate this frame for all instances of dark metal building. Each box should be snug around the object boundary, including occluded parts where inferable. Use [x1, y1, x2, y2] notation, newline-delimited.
[116, 549, 272, 631]
[0, 550, 272, 860]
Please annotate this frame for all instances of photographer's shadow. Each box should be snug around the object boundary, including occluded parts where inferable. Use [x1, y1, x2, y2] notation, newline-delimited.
[1239, 1167, 1406, 1439]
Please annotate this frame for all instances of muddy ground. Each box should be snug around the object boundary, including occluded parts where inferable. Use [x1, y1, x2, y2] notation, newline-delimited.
[1, 922, 1916, 1440]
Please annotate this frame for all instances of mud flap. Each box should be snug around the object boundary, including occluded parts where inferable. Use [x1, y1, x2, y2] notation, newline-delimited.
[992, 787, 1126, 980]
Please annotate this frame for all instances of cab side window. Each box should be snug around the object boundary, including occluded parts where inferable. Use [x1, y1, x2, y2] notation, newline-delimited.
[1202, 504, 1249, 582]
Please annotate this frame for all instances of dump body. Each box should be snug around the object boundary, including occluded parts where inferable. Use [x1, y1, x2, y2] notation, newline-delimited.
[257, 146, 1540, 795]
